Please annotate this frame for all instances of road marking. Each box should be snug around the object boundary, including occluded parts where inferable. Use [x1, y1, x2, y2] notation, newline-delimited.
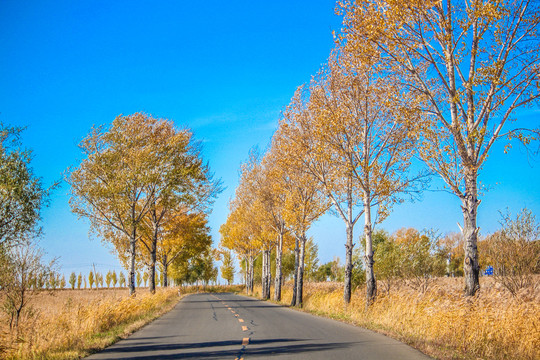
[235, 314, 239, 317]
[242, 337, 249, 345]
[238, 318, 244, 322]
[235, 358, 243, 360]
[242, 325, 248, 331]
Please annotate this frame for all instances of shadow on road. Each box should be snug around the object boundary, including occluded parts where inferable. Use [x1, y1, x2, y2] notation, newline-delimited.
[92, 338, 356, 359]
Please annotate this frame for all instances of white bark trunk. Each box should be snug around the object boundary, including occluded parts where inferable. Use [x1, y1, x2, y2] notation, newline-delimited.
[462, 170, 480, 296]
[364, 196, 376, 306]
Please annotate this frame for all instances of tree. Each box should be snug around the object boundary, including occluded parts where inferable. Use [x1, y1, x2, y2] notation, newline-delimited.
[394, 228, 447, 292]
[439, 232, 464, 277]
[341, 0, 540, 296]
[143, 272, 148, 287]
[232, 150, 277, 300]
[258, 154, 290, 302]
[303, 238, 320, 282]
[278, 85, 363, 304]
[219, 152, 268, 296]
[88, 271, 94, 289]
[119, 272, 126, 288]
[67, 113, 167, 295]
[351, 248, 366, 290]
[105, 270, 112, 288]
[111, 270, 117, 288]
[485, 208, 540, 295]
[220, 202, 260, 294]
[371, 230, 400, 294]
[220, 249, 235, 285]
[0, 124, 55, 249]
[69, 272, 76, 290]
[77, 272, 82, 289]
[170, 248, 215, 287]
[0, 242, 56, 328]
[330, 257, 345, 282]
[194, 252, 218, 287]
[96, 272, 103, 288]
[314, 262, 332, 282]
[137, 120, 220, 294]
[157, 211, 212, 288]
[271, 123, 329, 306]
[48, 272, 58, 290]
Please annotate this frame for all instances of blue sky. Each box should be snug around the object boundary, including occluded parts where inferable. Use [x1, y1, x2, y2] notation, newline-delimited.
[1, 1, 539, 281]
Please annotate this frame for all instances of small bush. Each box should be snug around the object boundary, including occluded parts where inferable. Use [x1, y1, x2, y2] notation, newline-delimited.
[484, 208, 540, 296]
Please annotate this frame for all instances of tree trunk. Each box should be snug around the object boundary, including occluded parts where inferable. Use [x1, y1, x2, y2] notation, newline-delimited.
[344, 222, 354, 304]
[262, 249, 271, 300]
[274, 232, 283, 301]
[266, 249, 272, 299]
[296, 233, 306, 307]
[149, 242, 157, 293]
[291, 236, 299, 306]
[364, 197, 376, 306]
[244, 256, 249, 293]
[129, 228, 137, 296]
[15, 303, 23, 329]
[248, 255, 254, 294]
[163, 254, 168, 288]
[462, 170, 480, 296]
[262, 248, 267, 298]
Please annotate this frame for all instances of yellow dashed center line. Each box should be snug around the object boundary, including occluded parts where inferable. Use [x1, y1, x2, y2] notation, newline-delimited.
[238, 318, 244, 323]
[242, 325, 248, 331]
[242, 337, 249, 345]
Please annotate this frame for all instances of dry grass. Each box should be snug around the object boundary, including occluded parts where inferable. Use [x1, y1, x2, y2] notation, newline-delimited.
[256, 277, 540, 360]
[180, 284, 245, 294]
[0, 287, 180, 359]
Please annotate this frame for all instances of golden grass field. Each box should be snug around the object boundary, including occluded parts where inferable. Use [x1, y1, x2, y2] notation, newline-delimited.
[0, 280, 537, 360]
[256, 276, 539, 360]
[0, 287, 180, 359]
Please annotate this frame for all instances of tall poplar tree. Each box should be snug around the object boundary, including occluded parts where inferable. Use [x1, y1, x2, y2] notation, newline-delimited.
[268, 132, 329, 307]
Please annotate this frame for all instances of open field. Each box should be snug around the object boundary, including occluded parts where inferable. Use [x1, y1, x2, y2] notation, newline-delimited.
[0, 287, 180, 359]
[1, 280, 536, 359]
[254, 276, 539, 360]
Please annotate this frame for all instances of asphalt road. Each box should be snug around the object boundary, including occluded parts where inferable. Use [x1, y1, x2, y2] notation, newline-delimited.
[86, 292, 432, 360]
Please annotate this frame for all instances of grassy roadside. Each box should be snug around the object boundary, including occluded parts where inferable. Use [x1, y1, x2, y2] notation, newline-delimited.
[180, 284, 245, 295]
[1, 288, 181, 359]
[250, 278, 539, 360]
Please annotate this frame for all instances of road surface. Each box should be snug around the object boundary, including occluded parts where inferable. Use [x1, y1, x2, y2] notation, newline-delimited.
[87, 292, 432, 359]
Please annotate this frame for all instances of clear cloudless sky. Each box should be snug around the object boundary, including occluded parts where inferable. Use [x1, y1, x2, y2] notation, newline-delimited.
[1, 1, 539, 281]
